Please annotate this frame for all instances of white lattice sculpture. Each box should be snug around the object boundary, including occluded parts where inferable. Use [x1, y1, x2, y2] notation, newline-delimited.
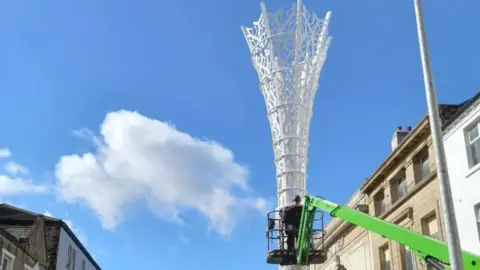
[242, 2, 331, 269]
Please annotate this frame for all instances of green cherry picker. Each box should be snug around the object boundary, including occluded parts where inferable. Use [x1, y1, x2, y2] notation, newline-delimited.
[265, 195, 480, 269]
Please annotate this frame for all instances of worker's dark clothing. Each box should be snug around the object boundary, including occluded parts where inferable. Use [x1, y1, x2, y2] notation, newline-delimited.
[281, 204, 303, 250]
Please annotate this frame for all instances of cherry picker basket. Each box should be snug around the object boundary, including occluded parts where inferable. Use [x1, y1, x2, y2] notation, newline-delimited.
[265, 209, 327, 266]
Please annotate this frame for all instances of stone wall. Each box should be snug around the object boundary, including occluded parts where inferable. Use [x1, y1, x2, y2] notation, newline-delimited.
[44, 222, 61, 270]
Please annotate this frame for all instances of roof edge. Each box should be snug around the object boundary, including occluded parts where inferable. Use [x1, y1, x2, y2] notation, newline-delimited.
[360, 116, 429, 193]
[55, 220, 102, 270]
[442, 91, 480, 130]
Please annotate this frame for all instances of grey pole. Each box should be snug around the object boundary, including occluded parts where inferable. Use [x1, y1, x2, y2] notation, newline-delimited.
[413, 0, 464, 269]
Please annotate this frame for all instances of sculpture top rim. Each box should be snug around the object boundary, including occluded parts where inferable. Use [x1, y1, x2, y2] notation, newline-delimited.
[241, 2, 332, 31]
[241, 2, 332, 58]
[241, 1, 333, 111]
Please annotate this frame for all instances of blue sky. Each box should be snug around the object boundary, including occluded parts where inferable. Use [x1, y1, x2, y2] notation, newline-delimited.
[0, 0, 479, 269]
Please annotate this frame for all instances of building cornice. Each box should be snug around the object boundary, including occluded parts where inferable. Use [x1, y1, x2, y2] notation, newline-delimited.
[360, 117, 430, 194]
[320, 193, 367, 248]
[321, 230, 369, 266]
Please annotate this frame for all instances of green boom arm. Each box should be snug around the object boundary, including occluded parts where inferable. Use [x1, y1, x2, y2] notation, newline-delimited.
[296, 195, 480, 269]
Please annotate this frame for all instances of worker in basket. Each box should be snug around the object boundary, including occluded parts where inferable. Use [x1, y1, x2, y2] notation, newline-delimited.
[281, 195, 303, 251]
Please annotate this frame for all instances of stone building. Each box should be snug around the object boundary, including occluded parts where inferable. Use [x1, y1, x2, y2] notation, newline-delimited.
[312, 190, 373, 270]
[312, 103, 465, 270]
[0, 203, 101, 270]
[360, 117, 445, 270]
[0, 226, 42, 270]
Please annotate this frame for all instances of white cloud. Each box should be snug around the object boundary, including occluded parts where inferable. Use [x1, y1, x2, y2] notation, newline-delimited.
[5, 161, 29, 176]
[0, 175, 46, 195]
[0, 148, 11, 158]
[54, 110, 267, 237]
[43, 211, 53, 217]
[0, 153, 46, 196]
[72, 128, 102, 147]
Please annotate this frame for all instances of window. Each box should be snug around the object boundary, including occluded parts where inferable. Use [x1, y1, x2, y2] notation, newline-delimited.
[420, 153, 430, 178]
[72, 249, 76, 270]
[67, 245, 76, 270]
[401, 245, 416, 270]
[380, 245, 391, 270]
[476, 205, 480, 223]
[467, 123, 480, 167]
[428, 217, 440, 240]
[66, 245, 72, 269]
[422, 214, 440, 269]
[397, 176, 408, 199]
[474, 203, 480, 244]
[1, 249, 15, 270]
[82, 260, 86, 270]
[375, 191, 386, 216]
[424, 215, 440, 240]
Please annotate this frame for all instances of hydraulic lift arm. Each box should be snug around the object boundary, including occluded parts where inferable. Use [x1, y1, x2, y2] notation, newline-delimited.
[297, 195, 480, 270]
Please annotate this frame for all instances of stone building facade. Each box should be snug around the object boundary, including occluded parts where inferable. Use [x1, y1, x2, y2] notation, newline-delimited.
[312, 102, 465, 270]
[0, 204, 101, 270]
[0, 227, 42, 270]
[359, 117, 445, 270]
[312, 190, 373, 270]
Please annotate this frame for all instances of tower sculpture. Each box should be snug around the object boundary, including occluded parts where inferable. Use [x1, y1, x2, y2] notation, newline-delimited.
[241, 1, 332, 269]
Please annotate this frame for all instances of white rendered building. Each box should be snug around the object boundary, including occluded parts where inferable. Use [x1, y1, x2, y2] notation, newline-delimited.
[443, 92, 480, 254]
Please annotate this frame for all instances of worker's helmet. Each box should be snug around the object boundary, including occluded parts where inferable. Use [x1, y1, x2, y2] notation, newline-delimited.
[293, 195, 301, 203]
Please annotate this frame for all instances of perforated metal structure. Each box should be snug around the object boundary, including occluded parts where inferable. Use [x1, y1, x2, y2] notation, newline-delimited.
[242, 2, 331, 269]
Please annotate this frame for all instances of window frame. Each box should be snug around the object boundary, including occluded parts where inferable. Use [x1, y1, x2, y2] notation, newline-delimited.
[66, 245, 72, 269]
[379, 244, 391, 270]
[1, 248, 15, 270]
[375, 191, 386, 216]
[397, 176, 408, 199]
[402, 245, 417, 270]
[419, 152, 430, 178]
[422, 213, 440, 240]
[72, 248, 76, 270]
[476, 204, 480, 223]
[474, 203, 480, 244]
[465, 122, 480, 168]
[67, 245, 77, 270]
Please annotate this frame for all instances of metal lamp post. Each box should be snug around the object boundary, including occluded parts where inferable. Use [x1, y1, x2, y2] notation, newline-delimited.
[413, 0, 464, 269]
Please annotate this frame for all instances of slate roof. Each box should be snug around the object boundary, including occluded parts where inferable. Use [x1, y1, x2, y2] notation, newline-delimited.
[441, 91, 480, 129]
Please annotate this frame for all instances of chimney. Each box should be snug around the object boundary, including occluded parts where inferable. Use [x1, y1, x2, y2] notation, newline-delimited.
[391, 126, 411, 151]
